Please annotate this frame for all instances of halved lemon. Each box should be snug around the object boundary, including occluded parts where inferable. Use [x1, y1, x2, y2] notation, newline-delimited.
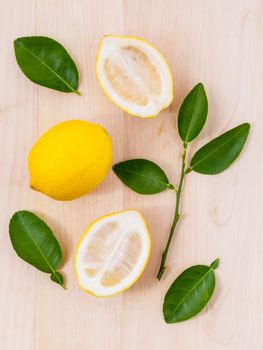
[75, 210, 151, 297]
[96, 35, 173, 118]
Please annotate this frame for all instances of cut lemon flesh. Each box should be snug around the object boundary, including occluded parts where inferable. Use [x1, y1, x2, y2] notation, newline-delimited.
[75, 210, 151, 297]
[96, 35, 173, 118]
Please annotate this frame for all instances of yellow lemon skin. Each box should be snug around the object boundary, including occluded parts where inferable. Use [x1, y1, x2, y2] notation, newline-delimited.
[28, 120, 112, 201]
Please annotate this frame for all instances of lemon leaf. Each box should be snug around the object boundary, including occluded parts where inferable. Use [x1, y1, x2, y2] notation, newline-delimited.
[9, 210, 65, 289]
[178, 83, 208, 143]
[51, 271, 66, 289]
[14, 36, 80, 95]
[163, 259, 219, 323]
[113, 159, 172, 194]
[188, 123, 250, 174]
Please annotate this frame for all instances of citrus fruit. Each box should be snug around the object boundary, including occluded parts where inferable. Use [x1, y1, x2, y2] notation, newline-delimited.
[28, 120, 112, 201]
[96, 35, 173, 118]
[75, 210, 151, 297]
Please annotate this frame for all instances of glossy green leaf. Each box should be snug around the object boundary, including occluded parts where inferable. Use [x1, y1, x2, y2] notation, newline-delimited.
[210, 258, 220, 269]
[14, 36, 80, 94]
[178, 83, 208, 143]
[113, 159, 173, 194]
[188, 123, 250, 174]
[51, 271, 65, 288]
[9, 210, 65, 288]
[163, 259, 219, 323]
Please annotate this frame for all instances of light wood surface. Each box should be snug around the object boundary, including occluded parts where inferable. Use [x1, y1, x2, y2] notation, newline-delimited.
[1, 1, 262, 349]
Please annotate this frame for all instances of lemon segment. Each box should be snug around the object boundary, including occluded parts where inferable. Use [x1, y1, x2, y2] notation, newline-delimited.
[96, 35, 173, 118]
[75, 210, 151, 297]
[28, 120, 112, 201]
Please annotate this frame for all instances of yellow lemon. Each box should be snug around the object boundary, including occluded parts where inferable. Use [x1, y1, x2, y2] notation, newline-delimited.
[75, 210, 151, 297]
[28, 120, 112, 201]
[96, 35, 173, 118]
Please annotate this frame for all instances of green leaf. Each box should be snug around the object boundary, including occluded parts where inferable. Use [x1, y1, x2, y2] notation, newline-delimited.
[210, 258, 220, 269]
[113, 159, 172, 194]
[163, 259, 219, 323]
[51, 271, 65, 288]
[188, 123, 250, 174]
[178, 83, 208, 143]
[9, 210, 65, 289]
[14, 36, 80, 95]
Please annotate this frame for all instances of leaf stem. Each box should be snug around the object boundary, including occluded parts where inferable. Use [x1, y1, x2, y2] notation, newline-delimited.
[74, 90, 81, 96]
[167, 183, 177, 192]
[157, 144, 188, 280]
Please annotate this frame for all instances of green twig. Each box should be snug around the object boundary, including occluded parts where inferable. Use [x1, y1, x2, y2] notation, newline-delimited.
[157, 144, 188, 280]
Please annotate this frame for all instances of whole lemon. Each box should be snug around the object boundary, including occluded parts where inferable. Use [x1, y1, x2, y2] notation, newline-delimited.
[28, 120, 112, 201]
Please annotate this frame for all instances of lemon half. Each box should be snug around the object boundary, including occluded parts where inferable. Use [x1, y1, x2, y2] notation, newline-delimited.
[75, 210, 151, 297]
[96, 35, 173, 118]
[28, 120, 112, 201]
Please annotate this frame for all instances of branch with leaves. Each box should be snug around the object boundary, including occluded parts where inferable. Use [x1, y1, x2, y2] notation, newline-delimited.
[113, 83, 250, 322]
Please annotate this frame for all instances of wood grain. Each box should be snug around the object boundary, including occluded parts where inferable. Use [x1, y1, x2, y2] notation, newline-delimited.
[1, 0, 262, 349]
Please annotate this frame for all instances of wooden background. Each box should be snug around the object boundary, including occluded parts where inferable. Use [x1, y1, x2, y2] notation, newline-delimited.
[1, 0, 262, 349]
